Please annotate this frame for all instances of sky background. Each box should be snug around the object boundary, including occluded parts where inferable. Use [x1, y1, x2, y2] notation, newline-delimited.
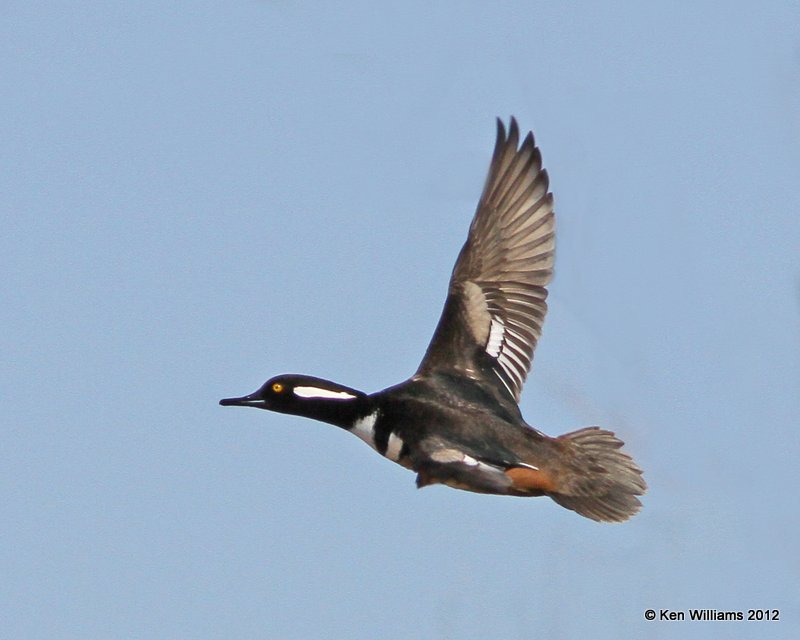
[3, 2, 799, 638]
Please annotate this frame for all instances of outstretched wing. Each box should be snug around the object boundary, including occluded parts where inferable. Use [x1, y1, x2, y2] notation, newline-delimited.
[416, 118, 555, 401]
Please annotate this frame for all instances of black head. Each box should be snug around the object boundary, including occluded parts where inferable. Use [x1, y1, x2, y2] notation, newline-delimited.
[220, 374, 368, 428]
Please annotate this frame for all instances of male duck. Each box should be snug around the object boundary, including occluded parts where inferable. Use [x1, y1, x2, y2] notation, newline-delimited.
[221, 118, 646, 522]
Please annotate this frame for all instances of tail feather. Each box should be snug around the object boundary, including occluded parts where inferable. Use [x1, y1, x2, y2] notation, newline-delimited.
[548, 427, 646, 523]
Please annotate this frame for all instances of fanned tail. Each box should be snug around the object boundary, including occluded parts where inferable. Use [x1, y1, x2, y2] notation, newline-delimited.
[548, 427, 646, 523]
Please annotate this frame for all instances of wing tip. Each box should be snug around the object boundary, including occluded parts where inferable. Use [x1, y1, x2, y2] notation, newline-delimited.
[496, 116, 536, 151]
[495, 117, 507, 148]
[508, 116, 520, 145]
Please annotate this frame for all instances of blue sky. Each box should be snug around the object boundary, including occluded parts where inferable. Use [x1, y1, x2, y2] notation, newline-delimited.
[3, 2, 799, 638]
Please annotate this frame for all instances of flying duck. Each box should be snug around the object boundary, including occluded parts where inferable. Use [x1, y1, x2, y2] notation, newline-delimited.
[221, 118, 646, 522]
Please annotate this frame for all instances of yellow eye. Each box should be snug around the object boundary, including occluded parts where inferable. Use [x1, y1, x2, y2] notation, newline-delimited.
[272, 382, 284, 393]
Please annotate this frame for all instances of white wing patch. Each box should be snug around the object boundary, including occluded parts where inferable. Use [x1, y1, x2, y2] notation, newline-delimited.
[480, 284, 549, 400]
[293, 386, 357, 400]
[485, 317, 505, 357]
[431, 448, 502, 474]
[484, 303, 536, 398]
[462, 454, 481, 467]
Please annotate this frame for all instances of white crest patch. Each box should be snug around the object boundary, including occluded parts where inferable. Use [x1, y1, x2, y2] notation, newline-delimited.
[351, 411, 379, 450]
[293, 386, 357, 400]
[385, 432, 404, 461]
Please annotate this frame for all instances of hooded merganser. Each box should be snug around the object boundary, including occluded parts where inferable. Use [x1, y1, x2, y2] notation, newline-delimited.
[221, 118, 646, 522]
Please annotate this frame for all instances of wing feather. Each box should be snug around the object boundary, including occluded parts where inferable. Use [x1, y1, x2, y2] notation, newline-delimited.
[417, 118, 555, 401]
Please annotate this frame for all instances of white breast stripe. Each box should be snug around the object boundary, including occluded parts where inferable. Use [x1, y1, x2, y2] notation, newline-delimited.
[385, 432, 404, 461]
[351, 411, 379, 450]
[293, 386, 357, 400]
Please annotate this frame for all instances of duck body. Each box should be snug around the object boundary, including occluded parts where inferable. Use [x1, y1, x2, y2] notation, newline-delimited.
[223, 368, 644, 521]
[221, 118, 646, 522]
[371, 373, 534, 464]
[371, 374, 562, 497]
